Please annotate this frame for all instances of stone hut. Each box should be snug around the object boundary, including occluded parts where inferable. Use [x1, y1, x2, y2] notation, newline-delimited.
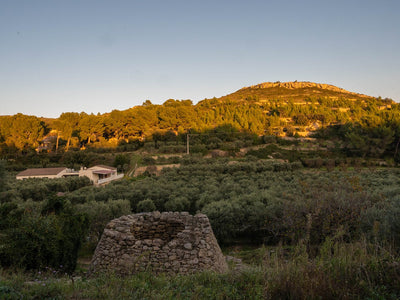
[89, 212, 228, 275]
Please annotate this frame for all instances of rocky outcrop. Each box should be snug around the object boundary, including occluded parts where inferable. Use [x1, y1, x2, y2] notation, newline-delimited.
[242, 81, 369, 97]
[89, 212, 228, 275]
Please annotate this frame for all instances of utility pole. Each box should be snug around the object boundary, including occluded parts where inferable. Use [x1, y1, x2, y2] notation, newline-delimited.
[186, 134, 189, 154]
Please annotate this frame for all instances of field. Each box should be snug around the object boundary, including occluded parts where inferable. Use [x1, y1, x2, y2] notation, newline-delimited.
[1, 238, 400, 299]
[1, 154, 400, 298]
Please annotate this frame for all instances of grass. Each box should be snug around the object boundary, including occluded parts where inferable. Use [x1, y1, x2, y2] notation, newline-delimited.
[1, 240, 399, 299]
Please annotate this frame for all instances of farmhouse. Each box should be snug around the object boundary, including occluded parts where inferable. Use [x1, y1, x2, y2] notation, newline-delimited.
[16, 167, 76, 180]
[79, 165, 124, 185]
[16, 165, 123, 186]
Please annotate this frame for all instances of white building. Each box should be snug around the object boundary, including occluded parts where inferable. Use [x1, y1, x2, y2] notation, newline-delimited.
[16, 167, 77, 179]
[78, 165, 124, 186]
[16, 165, 123, 186]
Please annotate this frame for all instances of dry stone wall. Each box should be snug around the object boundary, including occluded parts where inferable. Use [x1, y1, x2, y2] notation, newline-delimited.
[89, 212, 228, 275]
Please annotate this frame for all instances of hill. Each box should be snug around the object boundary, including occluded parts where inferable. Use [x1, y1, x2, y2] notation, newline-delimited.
[216, 81, 384, 104]
[0, 81, 399, 154]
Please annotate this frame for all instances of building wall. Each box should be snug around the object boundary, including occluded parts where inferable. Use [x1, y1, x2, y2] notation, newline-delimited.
[16, 166, 120, 185]
[16, 169, 68, 180]
[17, 174, 60, 180]
[78, 168, 98, 183]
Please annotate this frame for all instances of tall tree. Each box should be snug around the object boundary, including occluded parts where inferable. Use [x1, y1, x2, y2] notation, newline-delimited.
[54, 112, 80, 151]
[5, 114, 45, 150]
[79, 113, 104, 145]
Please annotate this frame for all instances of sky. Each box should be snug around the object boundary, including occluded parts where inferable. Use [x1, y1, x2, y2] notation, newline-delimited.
[1, 0, 399, 118]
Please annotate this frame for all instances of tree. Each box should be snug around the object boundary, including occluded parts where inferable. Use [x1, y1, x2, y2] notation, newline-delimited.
[137, 199, 156, 212]
[293, 114, 309, 126]
[142, 100, 153, 106]
[54, 112, 81, 151]
[79, 113, 104, 145]
[103, 110, 129, 140]
[0, 201, 88, 273]
[0, 114, 45, 151]
[114, 154, 130, 172]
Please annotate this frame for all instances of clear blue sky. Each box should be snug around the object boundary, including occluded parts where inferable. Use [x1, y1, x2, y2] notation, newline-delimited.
[1, 0, 399, 118]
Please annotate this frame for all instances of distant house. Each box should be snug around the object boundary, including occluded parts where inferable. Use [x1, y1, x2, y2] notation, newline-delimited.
[79, 165, 124, 186]
[16, 164, 123, 186]
[36, 135, 57, 153]
[16, 167, 77, 180]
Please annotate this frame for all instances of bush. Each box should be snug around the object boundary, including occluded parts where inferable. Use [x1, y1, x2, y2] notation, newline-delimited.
[202, 200, 242, 243]
[142, 156, 156, 165]
[137, 199, 156, 212]
[114, 154, 131, 172]
[164, 197, 190, 212]
[77, 200, 131, 249]
[246, 144, 279, 159]
[0, 210, 88, 273]
[19, 181, 49, 201]
[0, 160, 6, 193]
[189, 144, 208, 155]
[61, 150, 96, 168]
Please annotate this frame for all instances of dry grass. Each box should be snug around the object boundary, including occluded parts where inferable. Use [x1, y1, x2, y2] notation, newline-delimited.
[1, 239, 399, 299]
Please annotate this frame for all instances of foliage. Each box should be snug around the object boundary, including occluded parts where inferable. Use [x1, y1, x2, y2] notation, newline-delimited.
[58, 158, 400, 247]
[0, 114, 46, 151]
[1, 86, 399, 160]
[1, 154, 400, 285]
[0, 160, 6, 193]
[1, 82, 400, 293]
[53, 112, 80, 151]
[137, 199, 156, 212]
[61, 150, 97, 168]
[1, 239, 399, 299]
[76, 199, 131, 249]
[113, 154, 131, 172]
[0, 197, 88, 273]
[2, 176, 92, 203]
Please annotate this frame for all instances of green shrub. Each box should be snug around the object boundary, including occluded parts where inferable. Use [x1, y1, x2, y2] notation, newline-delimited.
[114, 154, 131, 172]
[0, 201, 88, 273]
[164, 196, 190, 212]
[19, 181, 49, 201]
[137, 199, 156, 212]
[77, 200, 131, 249]
[0, 160, 6, 193]
[0, 212, 87, 273]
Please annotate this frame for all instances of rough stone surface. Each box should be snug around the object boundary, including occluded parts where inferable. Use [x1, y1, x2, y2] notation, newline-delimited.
[243, 81, 370, 97]
[89, 212, 228, 275]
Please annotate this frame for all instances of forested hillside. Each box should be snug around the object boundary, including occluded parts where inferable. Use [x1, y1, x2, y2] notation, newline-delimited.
[1, 81, 398, 159]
